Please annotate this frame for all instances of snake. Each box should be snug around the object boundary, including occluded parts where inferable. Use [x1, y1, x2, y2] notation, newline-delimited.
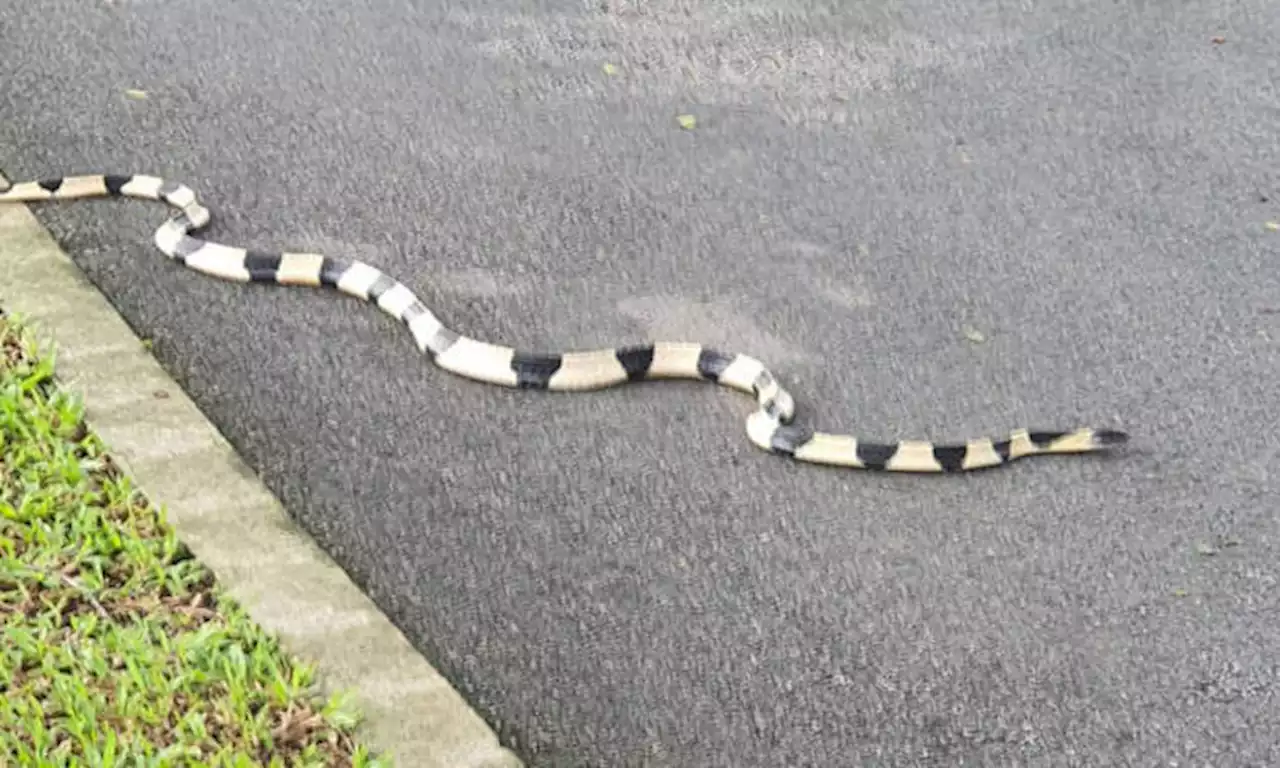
[0, 173, 1129, 473]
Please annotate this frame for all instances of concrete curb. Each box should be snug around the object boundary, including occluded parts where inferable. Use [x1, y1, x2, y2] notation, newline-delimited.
[0, 173, 525, 768]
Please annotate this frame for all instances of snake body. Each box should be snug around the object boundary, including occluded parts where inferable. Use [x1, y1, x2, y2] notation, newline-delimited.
[0, 173, 1129, 472]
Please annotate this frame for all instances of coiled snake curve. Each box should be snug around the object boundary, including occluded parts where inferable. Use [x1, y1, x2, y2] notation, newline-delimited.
[0, 174, 1129, 473]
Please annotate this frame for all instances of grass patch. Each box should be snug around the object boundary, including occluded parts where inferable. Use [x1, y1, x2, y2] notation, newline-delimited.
[0, 313, 389, 766]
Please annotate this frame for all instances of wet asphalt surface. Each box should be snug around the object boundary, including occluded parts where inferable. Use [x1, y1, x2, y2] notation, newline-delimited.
[4, 0, 1280, 765]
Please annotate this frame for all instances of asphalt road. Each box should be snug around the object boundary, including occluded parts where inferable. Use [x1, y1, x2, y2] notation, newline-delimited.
[4, 0, 1279, 765]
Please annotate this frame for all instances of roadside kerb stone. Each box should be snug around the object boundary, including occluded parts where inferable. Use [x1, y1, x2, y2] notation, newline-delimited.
[0, 173, 525, 768]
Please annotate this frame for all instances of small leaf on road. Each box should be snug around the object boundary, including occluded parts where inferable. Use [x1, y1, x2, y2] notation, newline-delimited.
[124, 89, 148, 100]
[1264, 221, 1278, 231]
[602, 63, 618, 76]
[961, 324, 986, 343]
[676, 114, 697, 130]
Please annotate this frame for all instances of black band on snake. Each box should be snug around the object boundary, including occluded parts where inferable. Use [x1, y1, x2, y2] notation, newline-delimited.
[0, 174, 1129, 473]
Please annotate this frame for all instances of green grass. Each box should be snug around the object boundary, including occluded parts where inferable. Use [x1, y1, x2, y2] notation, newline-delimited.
[0, 313, 389, 766]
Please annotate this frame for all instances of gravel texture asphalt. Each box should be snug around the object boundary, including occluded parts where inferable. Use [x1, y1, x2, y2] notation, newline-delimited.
[4, 0, 1279, 765]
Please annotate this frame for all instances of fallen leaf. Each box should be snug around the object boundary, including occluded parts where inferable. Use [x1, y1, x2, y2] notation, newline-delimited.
[602, 63, 618, 76]
[124, 89, 148, 100]
[1172, 588, 1188, 598]
[1211, 36, 1226, 44]
[961, 324, 986, 344]
[676, 114, 697, 130]
[1264, 221, 1278, 231]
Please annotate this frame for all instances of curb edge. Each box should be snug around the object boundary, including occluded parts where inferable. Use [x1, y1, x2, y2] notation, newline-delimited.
[0, 174, 525, 768]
